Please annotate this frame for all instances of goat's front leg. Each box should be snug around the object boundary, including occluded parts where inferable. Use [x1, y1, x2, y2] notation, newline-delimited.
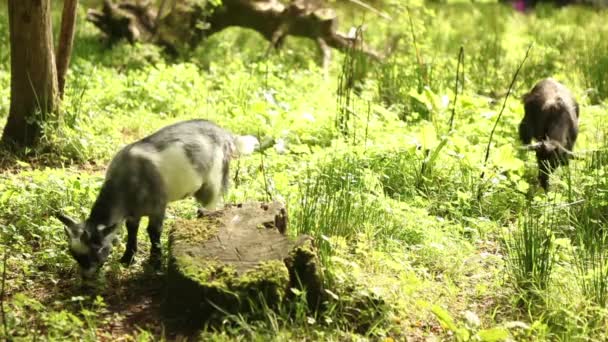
[120, 217, 141, 265]
[147, 212, 165, 269]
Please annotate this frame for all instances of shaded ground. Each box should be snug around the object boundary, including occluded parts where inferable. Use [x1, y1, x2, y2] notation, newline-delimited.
[22, 263, 167, 339]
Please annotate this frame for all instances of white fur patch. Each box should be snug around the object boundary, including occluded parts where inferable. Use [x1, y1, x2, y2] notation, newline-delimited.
[234, 135, 259, 156]
[130, 143, 206, 203]
[274, 138, 287, 154]
[70, 238, 90, 255]
[108, 232, 120, 246]
[103, 231, 118, 246]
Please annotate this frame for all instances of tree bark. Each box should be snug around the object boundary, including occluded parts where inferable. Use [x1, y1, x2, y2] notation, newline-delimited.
[2, 0, 59, 149]
[56, 0, 79, 99]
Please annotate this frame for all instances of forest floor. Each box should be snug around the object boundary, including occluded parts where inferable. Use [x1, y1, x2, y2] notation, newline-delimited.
[2, 1, 608, 341]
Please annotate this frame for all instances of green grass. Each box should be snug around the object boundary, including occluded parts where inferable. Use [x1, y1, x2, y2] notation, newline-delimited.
[2, 1, 608, 340]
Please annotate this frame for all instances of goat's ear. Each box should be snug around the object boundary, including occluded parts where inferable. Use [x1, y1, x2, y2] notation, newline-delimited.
[56, 213, 77, 227]
[55, 213, 79, 238]
[100, 224, 118, 238]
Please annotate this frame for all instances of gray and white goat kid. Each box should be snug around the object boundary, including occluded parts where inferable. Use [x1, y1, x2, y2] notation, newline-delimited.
[56, 119, 259, 279]
[519, 78, 579, 190]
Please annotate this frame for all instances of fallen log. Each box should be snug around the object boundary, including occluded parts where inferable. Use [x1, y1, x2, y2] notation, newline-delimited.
[165, 202, 323, 327]
[86, 0, 392, 66]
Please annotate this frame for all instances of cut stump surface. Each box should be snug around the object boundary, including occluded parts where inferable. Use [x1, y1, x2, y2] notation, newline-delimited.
[166, 202, 321, 327]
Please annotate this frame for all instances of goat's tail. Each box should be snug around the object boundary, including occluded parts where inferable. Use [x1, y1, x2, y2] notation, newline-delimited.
[233, 135, 260, 156]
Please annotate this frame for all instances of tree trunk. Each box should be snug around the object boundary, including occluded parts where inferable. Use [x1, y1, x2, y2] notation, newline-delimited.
[2, 0, 59, 149]
[56, 0, 79, 99]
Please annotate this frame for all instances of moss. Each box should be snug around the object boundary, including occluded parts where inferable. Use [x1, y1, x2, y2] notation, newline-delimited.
[327, 285, 390, 335]
[234, 260, 288, 286]
[285, 237, 324, 310]
[175, 255, 236, 292]
[231, 260, 290, 308]
[170, 216, 220, 244]
[168, 253, 290, 323]
[174, 253, 288, 303]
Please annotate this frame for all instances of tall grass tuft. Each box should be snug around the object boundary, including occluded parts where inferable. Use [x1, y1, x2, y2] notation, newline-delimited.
[506, 206, 557, 295]
[578, 33, 608, 103]
[573, 230, 608, 308]
[571, 142, 608, 308]
[336, 26, 370, 140]
[292, 152, 402, 260]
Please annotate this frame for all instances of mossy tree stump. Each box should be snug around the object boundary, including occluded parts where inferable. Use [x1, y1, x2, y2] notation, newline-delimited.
[166, 202, 322, 327]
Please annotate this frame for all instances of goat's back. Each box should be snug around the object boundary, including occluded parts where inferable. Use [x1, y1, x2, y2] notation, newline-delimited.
[104, 120, 235, 209]
[522, 78, 578, 144]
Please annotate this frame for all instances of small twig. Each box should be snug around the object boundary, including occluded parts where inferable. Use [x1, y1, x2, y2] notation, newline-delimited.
[406, 8, 422, 70]
[480, 43, 533, 181]
[258, 130, 272, 202]
[317, 38, 331, 80]
[1, 246, 8, 339]
[406, 7, 426, 88]
[346, 0, 392, 20]
[336, 25, 364, 138]
[532, 199, 585, 209]
[460, 47, 465, 93]
[56, 0, 78, 99]
[233, 159, 241, 189]
[364, 101, 371, 150]
[261, 152, 272, 202]
[419, 149, 431, 182]
[155, 0, 169, 29]
[448, 46, 464, 132]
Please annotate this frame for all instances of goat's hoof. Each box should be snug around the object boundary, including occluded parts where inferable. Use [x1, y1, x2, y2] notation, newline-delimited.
[148, 260, 162, 272]
[197, 208, 208, 217]
[120, 254, 135, 266]
[148, 254, 162, 270]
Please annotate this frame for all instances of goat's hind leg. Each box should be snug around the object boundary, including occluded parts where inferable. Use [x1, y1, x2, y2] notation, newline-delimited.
[194, 184, 222, 209]
[194, 166, 224, 212]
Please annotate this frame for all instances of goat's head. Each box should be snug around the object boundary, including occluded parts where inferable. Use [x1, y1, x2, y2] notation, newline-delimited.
[523, 140, 574, 161]
[56, 214, 119, 279]
[521, 140, 574, 190]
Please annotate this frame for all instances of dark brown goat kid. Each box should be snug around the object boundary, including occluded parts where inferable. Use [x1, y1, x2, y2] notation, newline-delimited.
[519, 78, 579, 190]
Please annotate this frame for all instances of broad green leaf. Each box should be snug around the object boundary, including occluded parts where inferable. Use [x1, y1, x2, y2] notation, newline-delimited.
[431, 305, 459, 332]
[420, 123, 439, 149]
[456, 328, 471, 341]
[476, 327, 510, 341]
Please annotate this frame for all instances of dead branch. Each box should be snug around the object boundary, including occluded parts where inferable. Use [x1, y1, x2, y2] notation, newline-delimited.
[85, 0, 391, 64]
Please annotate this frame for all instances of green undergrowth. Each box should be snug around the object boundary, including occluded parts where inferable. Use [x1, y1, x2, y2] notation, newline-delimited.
[2, 1, 608, 340]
